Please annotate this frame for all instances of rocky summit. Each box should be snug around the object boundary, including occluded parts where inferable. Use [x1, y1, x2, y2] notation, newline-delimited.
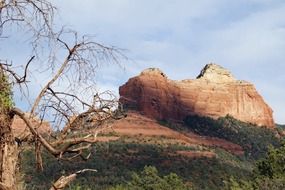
[119, 64, 275, 128]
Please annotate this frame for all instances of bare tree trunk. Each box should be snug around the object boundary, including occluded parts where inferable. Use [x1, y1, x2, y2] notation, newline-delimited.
[0, 111, 18, 190]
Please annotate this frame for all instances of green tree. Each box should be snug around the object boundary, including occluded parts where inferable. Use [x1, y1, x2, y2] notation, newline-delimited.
[109, 166, 191, 190]
[225, 142, 285, 190]
[255, 143, 285, 178]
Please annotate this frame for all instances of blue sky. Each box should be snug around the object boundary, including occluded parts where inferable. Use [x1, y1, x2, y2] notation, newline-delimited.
[1, 0, 285, 124]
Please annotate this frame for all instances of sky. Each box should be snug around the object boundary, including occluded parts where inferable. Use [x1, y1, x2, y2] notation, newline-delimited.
[1, 0, 285, 124]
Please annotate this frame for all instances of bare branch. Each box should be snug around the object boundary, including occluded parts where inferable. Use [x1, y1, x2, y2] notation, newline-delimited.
[12, 107, 59, 155]
[1, 0, 127, 188]
[12, 106, 124, 161]
[30, 33, 125, 123]
[0, 56, 34, 84]
[30, 43, 79, 114]
[50, 169, 97, 190]
[21, 55, 34, 82]
[0, 0, 55, 38]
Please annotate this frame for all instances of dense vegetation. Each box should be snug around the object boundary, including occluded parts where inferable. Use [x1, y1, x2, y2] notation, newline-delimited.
[225, 141, 285, 190]
[0, 71, 13, 110]
[21, 138, 251, 190]
[19, 115, 284, 189]
[109, 166, 191, 190]
[183, 114, 280, 159]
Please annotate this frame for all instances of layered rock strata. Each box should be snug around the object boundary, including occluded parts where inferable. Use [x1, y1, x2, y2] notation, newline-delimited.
[119, 64, 275, 128]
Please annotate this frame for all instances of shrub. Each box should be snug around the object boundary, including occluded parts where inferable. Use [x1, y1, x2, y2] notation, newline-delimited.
[225, 141, 285, 190]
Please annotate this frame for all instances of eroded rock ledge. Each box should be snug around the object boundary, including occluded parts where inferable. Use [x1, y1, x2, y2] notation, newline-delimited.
[119, 63, 275, 128]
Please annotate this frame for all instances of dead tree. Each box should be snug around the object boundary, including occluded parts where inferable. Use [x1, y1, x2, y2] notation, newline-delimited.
[0, 1, 125, 189]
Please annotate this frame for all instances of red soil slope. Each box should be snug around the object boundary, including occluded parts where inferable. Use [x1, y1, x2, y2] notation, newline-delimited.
[104, 111, 244, 156]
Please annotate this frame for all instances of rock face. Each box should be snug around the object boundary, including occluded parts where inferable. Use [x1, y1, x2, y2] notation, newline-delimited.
[119, 64, 275, 128]
[12, 114, 52, 138]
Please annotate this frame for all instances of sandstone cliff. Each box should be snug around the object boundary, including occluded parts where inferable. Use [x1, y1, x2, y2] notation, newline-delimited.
[12, 114, 52, 138]
[119, 64, 275, 128]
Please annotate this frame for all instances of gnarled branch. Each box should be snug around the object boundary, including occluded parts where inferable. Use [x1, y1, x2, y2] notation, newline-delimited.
[50, 169, 97, 190]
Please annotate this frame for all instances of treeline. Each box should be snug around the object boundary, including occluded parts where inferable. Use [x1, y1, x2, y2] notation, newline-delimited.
[183, 114, 281, 159]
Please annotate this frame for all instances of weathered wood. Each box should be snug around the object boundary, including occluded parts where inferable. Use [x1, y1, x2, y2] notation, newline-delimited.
[0, 110, 18, 190]
[0, 69, 18, 190]
[50, 169, 97, 190]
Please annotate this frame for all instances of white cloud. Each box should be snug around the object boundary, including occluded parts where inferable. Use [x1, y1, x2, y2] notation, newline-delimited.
[3, 0, 285, 123]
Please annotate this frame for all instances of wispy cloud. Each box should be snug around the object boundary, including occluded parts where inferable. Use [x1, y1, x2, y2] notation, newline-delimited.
[3, 0, 285, 123]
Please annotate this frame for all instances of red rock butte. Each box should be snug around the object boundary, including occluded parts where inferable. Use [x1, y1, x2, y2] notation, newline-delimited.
[119, 64, 275, 128]
[12, 114, 52, 137]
